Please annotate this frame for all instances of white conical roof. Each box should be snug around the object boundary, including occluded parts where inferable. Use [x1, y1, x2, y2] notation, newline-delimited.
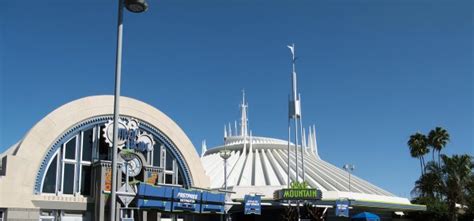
[201, 135, 410, 204]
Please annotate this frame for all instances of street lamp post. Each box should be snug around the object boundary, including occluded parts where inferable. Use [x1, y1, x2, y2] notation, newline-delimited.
[219, 149, 232, 221]
[110, 0, 148, 220]
[342, 164, 355, 192]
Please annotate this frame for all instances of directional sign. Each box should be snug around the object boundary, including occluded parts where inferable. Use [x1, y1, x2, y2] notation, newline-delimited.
[244, 195, 261, 215]
[118, 183, 136, 207]
[224, 193, 233, 213]
[335, 199, 350, 217]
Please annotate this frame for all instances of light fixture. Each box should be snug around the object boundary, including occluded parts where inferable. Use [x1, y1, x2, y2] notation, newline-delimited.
[125, 0, 148, 13]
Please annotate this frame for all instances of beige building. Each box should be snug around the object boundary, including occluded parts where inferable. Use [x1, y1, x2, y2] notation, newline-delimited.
[0, 95, 210, 221]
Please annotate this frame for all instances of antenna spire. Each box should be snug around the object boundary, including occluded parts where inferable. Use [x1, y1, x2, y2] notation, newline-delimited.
[287, 43, 304, 183]
[313, 125, 320, 159]
[287, 44, 301, 119]
[201, 140, 207, 157]
[224, 125, 227, 139]
[240, 89, 249, 136]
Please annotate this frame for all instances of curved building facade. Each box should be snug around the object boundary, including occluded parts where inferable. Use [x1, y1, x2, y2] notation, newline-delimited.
[0, 95, 210, 221]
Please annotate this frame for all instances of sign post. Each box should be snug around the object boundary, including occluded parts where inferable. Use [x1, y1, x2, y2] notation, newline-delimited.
[335, 199, 350, 217]
[244, 195, 261, 215]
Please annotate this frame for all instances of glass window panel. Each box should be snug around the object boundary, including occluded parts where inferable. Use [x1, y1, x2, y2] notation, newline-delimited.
[65, 137, 76, 160]
[98, 126, 109, 160]
[166, 150, 173, 170]
[82, 129, 93, 162]
[42, 155, 57, 193]
[160, 149, 166, 168]
[81, 165, 91, 195]
[63, 163, 75, 194]
[152, 143, 161, 167]
[165, 174, 173, 184]
[178, 169, 184, 185]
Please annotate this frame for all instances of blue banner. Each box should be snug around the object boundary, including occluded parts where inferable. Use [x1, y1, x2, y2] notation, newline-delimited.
[136, 183, 226, 214]
[136, 183, 174, 211]
[244, 195, 261, 215]
[137, 199, 172, 212]
[201, 191, 226, 214]
[335, 199, 350, 217]
[172, 188, 202, 213]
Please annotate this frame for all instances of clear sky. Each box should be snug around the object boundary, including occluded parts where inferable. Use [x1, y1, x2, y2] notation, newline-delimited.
[1, 0, 472, 198]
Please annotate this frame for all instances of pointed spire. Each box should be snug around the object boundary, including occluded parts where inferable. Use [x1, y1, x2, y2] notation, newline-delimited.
[307, 126, 313, 151]
[313, 125, 320, 159]
[242, 125, 247, 154]
[302, 128, 308, 154]
[234, 121, 238, 136]
[249, 130, 253, 153]
[288, 43, 301, 119]
[201, 140, 207, 157]
[224, 125, 228, 139]
[228, 122, 232, 137]
[240, 89, 249, 136]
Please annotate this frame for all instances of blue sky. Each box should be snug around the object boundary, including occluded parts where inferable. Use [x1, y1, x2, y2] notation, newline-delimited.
[1, 0, 472, 198]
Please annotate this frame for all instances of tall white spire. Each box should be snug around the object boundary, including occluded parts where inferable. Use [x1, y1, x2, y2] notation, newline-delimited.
[287, 43, 301, 120]
[249, 130, 253, 153]
[201, 140, 207, 157]
[302, 128, 308, 154]
[224, 125, 228, 139]
[234, 121, 238, 136]
[313, 125, 320, 159]
[240, 90, 249, 136]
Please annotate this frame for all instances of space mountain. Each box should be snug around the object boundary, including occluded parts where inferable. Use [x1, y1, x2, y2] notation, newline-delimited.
[200, 45, 417, 210]
[200, 93, 410, 206]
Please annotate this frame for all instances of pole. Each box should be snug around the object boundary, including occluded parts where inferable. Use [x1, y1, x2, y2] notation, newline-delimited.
[294, 117, 299, 182]
[287, 108, 291, 188]
[290, 44, 299, 183]
[287, 43, 302, 220]
[111, 0, 124, 220]
[299, 99, 304, 182]
[224, 157, 227, 221]
[224, 158, 227, 191]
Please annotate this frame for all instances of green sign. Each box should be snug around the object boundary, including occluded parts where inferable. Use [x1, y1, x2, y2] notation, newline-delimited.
[274, 181, 322, 200]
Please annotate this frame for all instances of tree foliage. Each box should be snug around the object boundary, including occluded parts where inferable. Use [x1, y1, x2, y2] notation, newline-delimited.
[408, 132, 430, 175]
[408, 128, 473, 221]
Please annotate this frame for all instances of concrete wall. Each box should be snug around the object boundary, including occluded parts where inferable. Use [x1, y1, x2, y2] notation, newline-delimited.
[4, 208, 39, 221]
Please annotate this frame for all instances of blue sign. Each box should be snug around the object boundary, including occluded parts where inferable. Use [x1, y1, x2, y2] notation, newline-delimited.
[201, 191, 226, 214]
[137, 199, 172, 211]
[137, 184, 174, 211]
[244, 195, 261, 215]
[136, 183, 226, 214]
[172, 188, 202, 213]
[335, 199, 350, 217]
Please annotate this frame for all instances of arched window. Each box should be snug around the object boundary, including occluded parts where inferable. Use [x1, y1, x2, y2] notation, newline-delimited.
[39, 117, 188, 196]
[41, 127, 94, 195]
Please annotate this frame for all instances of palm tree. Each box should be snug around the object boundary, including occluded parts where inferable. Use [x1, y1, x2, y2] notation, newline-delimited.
[428, 127, 450, 166]
[408, 132, 430, 175]
[441, 154, 473, 221]
[412, 161, 443, 199]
